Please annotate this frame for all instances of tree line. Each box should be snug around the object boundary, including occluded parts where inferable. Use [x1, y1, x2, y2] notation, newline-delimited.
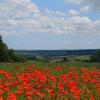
[0, 35, 100, 62]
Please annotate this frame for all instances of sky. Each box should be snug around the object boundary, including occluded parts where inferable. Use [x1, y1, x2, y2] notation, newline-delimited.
[0, 0, 100, 50]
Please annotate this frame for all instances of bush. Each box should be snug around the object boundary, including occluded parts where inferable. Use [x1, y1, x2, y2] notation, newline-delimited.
[90, 50, 100, 62]
[62, 57, 68, 62]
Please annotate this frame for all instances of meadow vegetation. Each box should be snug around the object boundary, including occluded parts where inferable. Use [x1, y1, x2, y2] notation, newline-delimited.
[0, 35, 100, 100]
[0, 62, 100, 100]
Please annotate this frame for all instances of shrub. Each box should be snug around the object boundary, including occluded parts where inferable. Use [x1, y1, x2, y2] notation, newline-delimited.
[90, 50, 100, 62]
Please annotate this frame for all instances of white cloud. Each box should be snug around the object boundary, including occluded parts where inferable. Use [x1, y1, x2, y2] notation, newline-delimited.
[0, 0, 100, 36]
[68, 10, 80, 16]
[45, 8, 66, 17]
[83, 0, 100, 10]
[80, 6, 90, 13]
[64, 0, 81, 4]
[64, 0, 100, 11]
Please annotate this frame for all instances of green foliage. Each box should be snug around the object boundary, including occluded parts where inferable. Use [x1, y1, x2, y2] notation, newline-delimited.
[90, 55, 97, 62]
[90, 50, 100, 62]
[0, 35, 27, 62]
[0, 36, 11, 62]
[96, 50, 100, 61]
[63, 57, 68, 61]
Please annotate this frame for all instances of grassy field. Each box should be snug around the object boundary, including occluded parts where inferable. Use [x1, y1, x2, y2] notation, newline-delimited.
[67, 55, 91, 61]
[0, 62, 100, 100]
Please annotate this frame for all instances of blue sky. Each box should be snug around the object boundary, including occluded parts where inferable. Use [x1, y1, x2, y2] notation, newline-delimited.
[0, 0, 100, 50]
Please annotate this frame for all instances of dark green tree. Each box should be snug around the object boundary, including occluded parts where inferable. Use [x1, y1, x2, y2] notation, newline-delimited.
[0, 35, 27, 62]
[90, 50, 100, 62]
[0, 35, 11, 62]
[95, 50, 100, 61]
[0, 35, 2, 42]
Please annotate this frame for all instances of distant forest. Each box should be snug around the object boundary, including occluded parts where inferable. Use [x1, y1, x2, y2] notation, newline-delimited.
[0, 35, 100, 62]
[15, 49, 98, 58]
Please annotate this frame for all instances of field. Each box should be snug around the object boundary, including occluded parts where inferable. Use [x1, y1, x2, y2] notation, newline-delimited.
[0, 62, 100, 100]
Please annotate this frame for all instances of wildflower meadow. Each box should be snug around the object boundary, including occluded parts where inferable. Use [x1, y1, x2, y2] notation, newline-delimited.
[0, 63, 100, 100]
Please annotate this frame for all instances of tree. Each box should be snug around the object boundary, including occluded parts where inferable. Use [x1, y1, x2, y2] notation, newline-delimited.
[9, 49, 27, 62]
[0, 35, 2, 42]
[95, 50, 100, 61]
[0, 35, 27, 62]
[0, 35, 11, 62]
[90, 50, 100, 62]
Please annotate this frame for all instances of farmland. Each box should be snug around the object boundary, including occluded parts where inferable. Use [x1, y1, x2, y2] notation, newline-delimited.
[0, 62, 100, 100]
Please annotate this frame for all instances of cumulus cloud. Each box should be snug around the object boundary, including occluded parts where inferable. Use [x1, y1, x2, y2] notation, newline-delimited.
[64, 0, 81, 4]
[80, 6, 90, 13]
[68, 10, 80, 16]
[64, 0, 100, 11]
[83, 0, 100, 10]
[0, 0, 100, 36]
